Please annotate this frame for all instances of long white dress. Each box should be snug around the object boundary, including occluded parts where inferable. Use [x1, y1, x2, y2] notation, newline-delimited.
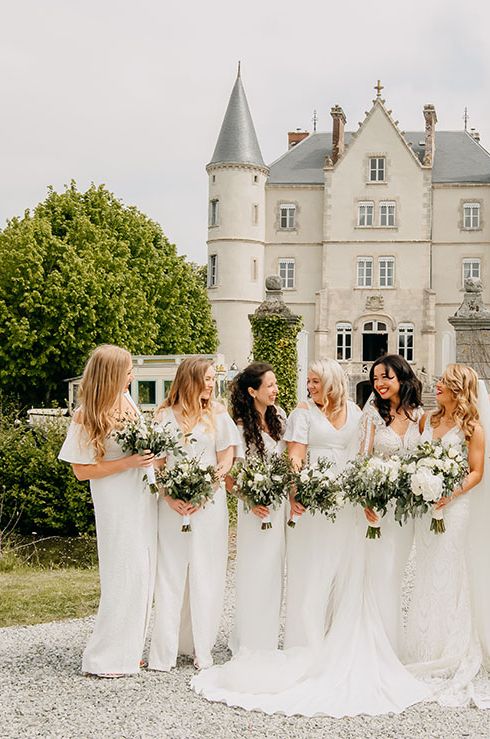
[283, 399, 362, 649]
[405, 422, 490, 708]
[58, 409, 157, 675]
[360, 400, 422, 655]
[229, 419, 287, 654]
[148, 405, 240, 672]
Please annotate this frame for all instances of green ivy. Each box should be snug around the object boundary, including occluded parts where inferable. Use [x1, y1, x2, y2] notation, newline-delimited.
[250, 314, 302, 415]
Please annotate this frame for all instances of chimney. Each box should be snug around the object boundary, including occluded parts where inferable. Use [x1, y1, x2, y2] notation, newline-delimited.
[330, 105, 346, 164]
[423, 104, 437, 166]
[288, 129, 309, 149]
[469, 128, 481, 143]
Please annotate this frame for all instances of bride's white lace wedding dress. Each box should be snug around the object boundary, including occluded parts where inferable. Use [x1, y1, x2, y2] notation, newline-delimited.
[191, 402, 430, 717]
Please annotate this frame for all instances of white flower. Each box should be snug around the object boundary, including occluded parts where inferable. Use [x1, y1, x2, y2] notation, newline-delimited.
[254, 473, 265, 484]
[447, 446, 459, 459]
[204, 473, 212, 482]
[433, 446, 443, 458]
[405, 462, 416, 474]
[411, 467, 443, 502]
[300, 469, 310, 483]
[335, 494, 345, 508]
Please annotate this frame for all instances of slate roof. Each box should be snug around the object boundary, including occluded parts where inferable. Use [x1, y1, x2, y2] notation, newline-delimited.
[209, 71, 265, 168]
[267, 131, 490, 185]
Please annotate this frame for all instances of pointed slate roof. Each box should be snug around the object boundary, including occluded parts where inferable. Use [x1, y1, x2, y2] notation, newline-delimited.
[209, 67, 265, 167]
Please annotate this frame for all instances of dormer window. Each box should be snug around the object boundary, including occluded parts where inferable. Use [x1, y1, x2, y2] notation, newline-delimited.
[369, 157, 385, 182]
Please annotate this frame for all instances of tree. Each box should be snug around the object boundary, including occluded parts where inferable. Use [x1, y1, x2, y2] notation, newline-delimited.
[0, 183, 217, 406]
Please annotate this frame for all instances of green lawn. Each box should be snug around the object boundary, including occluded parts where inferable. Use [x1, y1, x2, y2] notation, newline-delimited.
[0, 568, 100, 628]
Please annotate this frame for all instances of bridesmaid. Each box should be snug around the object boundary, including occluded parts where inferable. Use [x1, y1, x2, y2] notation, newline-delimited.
[58, 344, 157, 677]
[228, 362, 287, 653]
[148, 357, 240, 672]
[361, 354, 423, 655]
[284, 358, 362, 649]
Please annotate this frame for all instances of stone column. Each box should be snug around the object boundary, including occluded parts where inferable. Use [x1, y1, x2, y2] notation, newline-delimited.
[448, 278, 490, 387]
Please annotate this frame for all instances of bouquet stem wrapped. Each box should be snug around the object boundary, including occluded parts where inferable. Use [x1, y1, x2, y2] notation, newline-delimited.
[157, 456, 218, 532]
[231, 453, 292, 531]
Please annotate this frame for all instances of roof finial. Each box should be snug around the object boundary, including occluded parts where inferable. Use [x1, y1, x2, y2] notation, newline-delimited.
[237, 60, 241, 78]
[312, 109, 318, 132]
[374, 79, 384, 98]
[463, 106, 469, 131]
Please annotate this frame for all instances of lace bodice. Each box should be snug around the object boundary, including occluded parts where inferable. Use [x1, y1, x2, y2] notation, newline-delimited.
[360, 400, 423, 458]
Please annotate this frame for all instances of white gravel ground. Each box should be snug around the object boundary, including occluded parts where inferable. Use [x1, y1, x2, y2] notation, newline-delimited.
[1, 549, 490, 738]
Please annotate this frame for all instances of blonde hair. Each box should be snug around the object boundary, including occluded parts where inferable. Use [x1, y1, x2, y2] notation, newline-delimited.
[432, 363, 479, 440]
[77, 344, 132, 461]
[309, 358, 348, 418]
[157, 356, 214, 435]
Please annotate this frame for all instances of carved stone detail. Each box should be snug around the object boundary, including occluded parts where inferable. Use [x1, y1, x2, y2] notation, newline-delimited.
[365, 295, 384, 311]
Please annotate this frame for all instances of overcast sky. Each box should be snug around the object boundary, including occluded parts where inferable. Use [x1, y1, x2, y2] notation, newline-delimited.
[0, 0, 489, 264]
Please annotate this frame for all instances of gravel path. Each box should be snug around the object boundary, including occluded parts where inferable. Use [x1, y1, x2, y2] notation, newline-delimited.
[2, 550, 490, 738]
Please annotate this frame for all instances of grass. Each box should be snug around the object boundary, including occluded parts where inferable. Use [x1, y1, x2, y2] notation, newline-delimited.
[0, 567, 100, 628]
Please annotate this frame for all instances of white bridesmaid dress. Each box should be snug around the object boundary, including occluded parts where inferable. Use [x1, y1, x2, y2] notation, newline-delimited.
[283, 399, 362, 649]
[148, 404, 240, 672]
[229, 419, 287, 654]
[58, 404, 157, 675]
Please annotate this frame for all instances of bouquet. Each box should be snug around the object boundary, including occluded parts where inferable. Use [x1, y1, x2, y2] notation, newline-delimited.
[113, 415, 183, 493]
[230, 453, 291, 530]
[342, 455, 401, 538]
[288, 457, 342, 528]
[156, 456, 219, 532]
[399, 439, 468, 534]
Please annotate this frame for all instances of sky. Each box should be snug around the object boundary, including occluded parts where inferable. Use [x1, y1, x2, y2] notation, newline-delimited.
[0, 0, 489, 264]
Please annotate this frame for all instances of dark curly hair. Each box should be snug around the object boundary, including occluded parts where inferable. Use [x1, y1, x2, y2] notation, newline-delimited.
[369, 354, 422, 425]
[230, 362, 285, 458]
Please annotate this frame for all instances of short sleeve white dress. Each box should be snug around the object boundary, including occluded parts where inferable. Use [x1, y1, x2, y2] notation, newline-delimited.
[229, 412, 287, 654]
[148, 405, 240, 672]
[58, 406, 157, 675]
[282, 399, 362, 649]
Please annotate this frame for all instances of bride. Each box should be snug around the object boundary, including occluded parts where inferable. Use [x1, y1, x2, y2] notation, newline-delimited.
[405, 364, 490, 707]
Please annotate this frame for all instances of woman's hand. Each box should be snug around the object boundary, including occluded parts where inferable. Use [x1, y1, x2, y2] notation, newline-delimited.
[364, 507, 379, 524]
[125, 452, 155, 469]
[434, 494, 457, 510]
[164, 497, 199, 515]
[290, 497, 305, 517]
[251, 505, 270, 519]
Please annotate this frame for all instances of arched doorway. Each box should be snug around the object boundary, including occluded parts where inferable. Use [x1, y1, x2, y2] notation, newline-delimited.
[356, 380, 372, 409]
[362, 320, 388, 361]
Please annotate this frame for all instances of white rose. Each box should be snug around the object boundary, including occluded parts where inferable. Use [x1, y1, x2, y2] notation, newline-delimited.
[405, 462, 416, 474]
[254, 473, 265, 483]
[411, 467, 443, 502]
[447, 446, 458, 459]
[433, 446, 442, 458]
[300, 469, 310, 483]
[335, 494, 345, 508]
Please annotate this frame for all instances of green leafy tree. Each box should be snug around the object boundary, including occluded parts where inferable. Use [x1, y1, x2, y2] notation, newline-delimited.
[0, 183, 217, 406]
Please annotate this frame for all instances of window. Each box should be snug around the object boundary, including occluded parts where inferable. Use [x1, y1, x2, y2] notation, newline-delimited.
[163, 380, 173, 399]
[253, 174, 258, 184]
[252, 204, 259, 225]
[358, 201, 374, 226]
[398, 324, 414, 362]
[379, 256, 395, 287]
[280, 204, 296, 229]
[209, 199, 219, 226]
[379, 201, 396, 227]
[336, 323, 352, 361]
[138, 380, 156, 406]
[357, 257, 373, 287]
[279, 258, 295, 289]
[463, 258, 480, 281]
[369, 157, 385, 182]
[208, 254, 218, 287]
[463, 203, 480, 229]
[212, 174, 216, 184]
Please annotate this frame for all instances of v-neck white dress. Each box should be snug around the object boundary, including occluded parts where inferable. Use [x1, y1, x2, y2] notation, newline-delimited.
[148, 404, 240, 672]
[229, 415, 287, 654]
[58, 394, 157, 675]
[282, 399, 362, 649]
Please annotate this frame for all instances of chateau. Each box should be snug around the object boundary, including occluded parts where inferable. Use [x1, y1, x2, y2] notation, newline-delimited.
[206, 69, 490, 403]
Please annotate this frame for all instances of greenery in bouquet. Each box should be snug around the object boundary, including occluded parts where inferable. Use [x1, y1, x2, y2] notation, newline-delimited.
[230, 453, 292, 530]
[288, 456, 342, 528]
[397, 439, 468, 534]
[112, 414, 183, 493]
[156, 456, 218, 532]
[342, 455, 401, 539]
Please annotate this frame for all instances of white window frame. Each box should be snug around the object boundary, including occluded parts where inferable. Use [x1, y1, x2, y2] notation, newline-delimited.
[336, 322, 352, 361]
[462, 258, 481, 281]
[379, 201, 396, 227]
[357, 257, 373, 287]
[279, 203, 296, 229]
[398, 323, 414, 362]
[369, 156, 385, 182]
[463, 203, 480, 230]
[278, 258, 295, 289]
[208, 254, 218, 288]
[358, 201, 374, 227]
[209, 199, 219, 227]
[379, 256, 395, 288]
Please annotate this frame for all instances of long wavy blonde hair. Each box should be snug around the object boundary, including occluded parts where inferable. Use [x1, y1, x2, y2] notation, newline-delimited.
[432, 363, 479, 440]
[76, 344, 132, 461]
[309, 358, 348, 419]
[157, 356, 214, 435]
